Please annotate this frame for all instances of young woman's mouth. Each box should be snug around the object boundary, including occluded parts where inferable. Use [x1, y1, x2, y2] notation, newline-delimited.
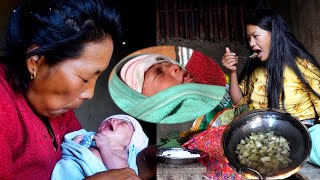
[252, 49, 262, 59]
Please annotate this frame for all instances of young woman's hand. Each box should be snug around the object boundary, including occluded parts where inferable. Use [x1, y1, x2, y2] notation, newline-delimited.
[222, 47, 239, 72]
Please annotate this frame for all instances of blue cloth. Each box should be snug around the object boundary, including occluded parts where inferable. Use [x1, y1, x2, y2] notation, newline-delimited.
[308, 124, 320, 167]
[80, 134, 96, 148]
[51, 129, 140, 180]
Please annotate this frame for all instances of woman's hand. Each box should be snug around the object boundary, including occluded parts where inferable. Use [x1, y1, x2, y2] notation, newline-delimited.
[84, 168, 141, 180]
[136, 145, 157, 180]
[222, 47, 238, 72]
[222, 47, 243, 105]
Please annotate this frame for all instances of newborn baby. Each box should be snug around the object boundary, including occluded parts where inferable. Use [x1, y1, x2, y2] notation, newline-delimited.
[120, 54, 195, 96]
[73, 117, 134, 169]
[109, 53, 226, 124]
[51, 114, 149, 179]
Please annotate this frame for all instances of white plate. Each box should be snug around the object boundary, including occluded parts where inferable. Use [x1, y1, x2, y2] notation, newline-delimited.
[157, 147, 207, 164]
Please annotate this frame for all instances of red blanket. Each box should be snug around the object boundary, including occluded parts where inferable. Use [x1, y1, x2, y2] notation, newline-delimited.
[185, 50, 226, 86]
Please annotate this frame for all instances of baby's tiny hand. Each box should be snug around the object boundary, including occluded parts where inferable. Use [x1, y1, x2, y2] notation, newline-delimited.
[73, 135, 84, 144]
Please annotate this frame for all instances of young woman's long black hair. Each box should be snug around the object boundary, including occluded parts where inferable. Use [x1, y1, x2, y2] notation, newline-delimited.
[239, 7, 320, 109]
[1, 0, 122, 93]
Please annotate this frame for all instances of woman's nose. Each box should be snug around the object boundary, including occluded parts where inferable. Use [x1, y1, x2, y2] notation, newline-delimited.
[79, 81, 96, 99]
[249, 38, 256, 48]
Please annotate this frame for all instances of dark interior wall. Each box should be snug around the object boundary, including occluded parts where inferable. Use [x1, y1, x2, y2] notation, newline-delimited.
[117, 0, 157, 54]
[0, 0, 21, 55]
[270, 0, 320, 62]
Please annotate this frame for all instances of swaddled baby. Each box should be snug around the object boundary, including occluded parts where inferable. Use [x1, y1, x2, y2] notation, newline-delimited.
[51, 114, 149, 180]
[109, 53, 227, 124]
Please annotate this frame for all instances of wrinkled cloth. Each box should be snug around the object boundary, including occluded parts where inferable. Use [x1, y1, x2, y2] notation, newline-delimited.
[109, 54, 226, 124]
[80, 134, 96, 148]
[308, 124, 320, 167]
[51, 126, 148, 180]
[120, 54, 178, 93]
[185, 50, 226, 86]
[182, 126, 245, 180]
[52, 130, 106, 180]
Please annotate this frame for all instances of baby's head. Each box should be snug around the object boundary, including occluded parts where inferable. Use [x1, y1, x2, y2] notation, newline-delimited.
[98, 117, 134, 148]
[120, 54, 194, 96]
[98, 114, 149, 151]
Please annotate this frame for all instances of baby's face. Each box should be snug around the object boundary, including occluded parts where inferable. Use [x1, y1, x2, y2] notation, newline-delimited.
[142, 62, 194, 96]
[98, 118, 134, 147]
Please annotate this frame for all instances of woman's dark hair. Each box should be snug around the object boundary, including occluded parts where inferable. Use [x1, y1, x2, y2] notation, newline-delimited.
[1, 0, 122, 93]
[239, 7, 320, 109]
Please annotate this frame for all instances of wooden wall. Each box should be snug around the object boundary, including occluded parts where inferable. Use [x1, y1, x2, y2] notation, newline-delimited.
[156, 0, 247, 43]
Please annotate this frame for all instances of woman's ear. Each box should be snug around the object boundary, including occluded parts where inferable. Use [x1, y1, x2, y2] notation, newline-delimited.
[26, 55, 40, 75]
[26, 44, 41, 75]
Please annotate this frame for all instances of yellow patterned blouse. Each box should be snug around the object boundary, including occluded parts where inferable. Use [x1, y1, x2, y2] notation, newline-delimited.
[237, 58, 320, 121]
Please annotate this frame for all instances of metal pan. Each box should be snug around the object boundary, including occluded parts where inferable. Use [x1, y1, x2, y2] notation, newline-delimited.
[222, 109, 311, 179]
